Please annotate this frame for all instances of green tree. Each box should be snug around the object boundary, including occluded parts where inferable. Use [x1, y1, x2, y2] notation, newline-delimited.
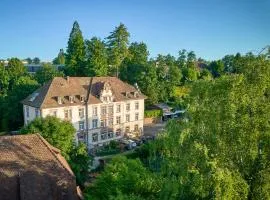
[200, 68, 213, 80]
[69, 142, 91, 186]
[208, 60, 225, 77]
[85, 156, 160, 200]
[0, 62, 9, 95]
[53, 49, 65, 65]
[21, 116, 75, 157]
[85, 37, 108, 76]
[119, 42, 149, 84]
[106, 23, 130, 76]
[2, 76, 39, 131]
[25, 57, 32, 64]
[35, 63, 64, 85]
[7, 58, 27, 88]
[65, 21, 86, 76]
[33, 57, 41, 64]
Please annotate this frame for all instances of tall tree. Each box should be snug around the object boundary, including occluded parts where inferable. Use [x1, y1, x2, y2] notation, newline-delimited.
[7, 58, 27, 89]
[65, 21, 86, 76]
[35, 63, 64, 85]
[208, 60, 225, 77]
[119, 42, 149, 84]
[85, 37, 108, 76]
[53, 49, 65, 65]
[0, 62, 9, 95]
[106, 23, 130, 76]
[2, 76, 39, 131]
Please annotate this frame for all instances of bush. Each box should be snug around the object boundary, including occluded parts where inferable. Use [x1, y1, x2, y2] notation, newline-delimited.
[144, 109, 162, 118]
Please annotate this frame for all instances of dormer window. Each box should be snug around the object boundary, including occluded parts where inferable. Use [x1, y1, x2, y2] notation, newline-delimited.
[134, 91, 139, 97]
[80, 95, 86, 102]
[57, 96, 62, 104]
[69, 96, 74, 103]
[103, 97, 107, 102]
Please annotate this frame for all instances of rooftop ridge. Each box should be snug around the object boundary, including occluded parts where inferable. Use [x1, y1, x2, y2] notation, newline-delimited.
[35, 133, 75, 177]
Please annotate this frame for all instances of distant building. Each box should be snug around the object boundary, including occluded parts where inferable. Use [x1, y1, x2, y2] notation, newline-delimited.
[0, 134, 79, 200]
[21, 77, 146, 149]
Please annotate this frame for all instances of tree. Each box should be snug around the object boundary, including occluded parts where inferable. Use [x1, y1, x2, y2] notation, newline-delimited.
[2, 76, 39, 131]
[119, 42, 149, 84]
[177, 49, 187, 68]
[0, 62, 9, 95]
[53, 49, 65, 65]
[106, 23, 130, 76]
[21, 116, 75, 157]
[65, 21, 86, 76]
[200, 68, 213, 80]
[33, 57, 41, 64]
[7, 57, 27, 88]
[208, 60, 225, 77]
[69, 142, 91, 186]
[85, 37, 108, 76]
[85, 156, 160, 200]
[35, 63, 64, 85]
[25, 57, 32, 64]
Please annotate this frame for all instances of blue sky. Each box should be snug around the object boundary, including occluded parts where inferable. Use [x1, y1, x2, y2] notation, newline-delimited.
[0, 0, 269, 61]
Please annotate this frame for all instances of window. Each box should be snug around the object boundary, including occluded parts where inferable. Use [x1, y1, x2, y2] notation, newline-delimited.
[134, 124, 139, 131]
[78, 108, 84, 118]
[79, 121, 85, 130]
[108, 118, 113, 126]
[101, 106, 107, 115]
[108, 131, 114, 138]
[135, 102, 139, 110]
[64, 109, 72, 120]
[101, 132, 107, 140]
[80, 96, 86, 102]
[101, 119, 107, 127]
[57, 96, 62, 104]
[108, 105, 113, 114]
[116, 116, 121, 124]
[135, 113, 139, 121]
[92, 119, 98, 128]
[26, 106, 29, 118]
[103, 96, 107, 101]
[53, 110, 57, 117]
[93, 107, 97, 116]
[116, 129, 121, 137]
[116, 104, 121, 113]
[69, 96, 74, 103]
[35, 108, 39, 117]
[126, 114, 130, 122]
[92, 133, 98, 142]
[125, 126, 130, 133]
[126, 103, 130, 111]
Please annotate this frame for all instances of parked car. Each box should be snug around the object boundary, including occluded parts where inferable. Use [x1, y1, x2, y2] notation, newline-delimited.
[120, 139, 137, 150]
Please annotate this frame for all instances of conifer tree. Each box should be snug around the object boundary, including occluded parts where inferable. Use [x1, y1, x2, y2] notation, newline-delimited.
[65, 21, 86, 76]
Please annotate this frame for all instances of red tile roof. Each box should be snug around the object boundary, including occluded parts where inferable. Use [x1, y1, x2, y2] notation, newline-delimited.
[0, 134, 78, 200]
[21, 77, 146, 108]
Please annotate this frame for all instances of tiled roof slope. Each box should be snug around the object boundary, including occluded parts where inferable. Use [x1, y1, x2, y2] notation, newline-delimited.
[21, 76, 146, 108]
[0, 134, 78, 200]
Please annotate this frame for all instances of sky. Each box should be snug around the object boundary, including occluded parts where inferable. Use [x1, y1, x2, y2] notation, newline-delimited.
[0, 0, 269, 61]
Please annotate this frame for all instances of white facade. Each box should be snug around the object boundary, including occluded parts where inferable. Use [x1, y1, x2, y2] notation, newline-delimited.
[24, 98, 144, 149]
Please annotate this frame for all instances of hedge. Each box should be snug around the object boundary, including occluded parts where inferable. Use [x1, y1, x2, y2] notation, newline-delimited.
[144, 109, 162, 118]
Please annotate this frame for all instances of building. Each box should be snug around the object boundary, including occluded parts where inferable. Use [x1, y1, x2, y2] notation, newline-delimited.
[21, 77, 146, 149]
[0, 134, 79, 200]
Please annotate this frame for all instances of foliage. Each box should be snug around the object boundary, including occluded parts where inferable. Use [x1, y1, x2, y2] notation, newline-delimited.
[65, 21, 86, 76]
[7, 58, 27, 89]
[53, 49, 65, 65]
[106, 23, 130, 76]
[69, 142, 92, 186]
[35, 63, 64, 84]
[85, 37, 108, 76]
[144, 109, 162, 118]
[85, 156, 160, 200]
[0, 62, 9, 95]
[208, 60, 225, 77]
[21, 116, 75, 157]
[32, 57, 41, 64]
[0, 76, 39, 131]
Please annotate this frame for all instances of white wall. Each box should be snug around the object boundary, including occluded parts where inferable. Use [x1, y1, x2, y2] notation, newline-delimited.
[23, 105, 40, 125]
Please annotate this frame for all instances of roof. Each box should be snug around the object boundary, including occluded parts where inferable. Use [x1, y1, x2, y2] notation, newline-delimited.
[0, 134, 78, 200]
[21, 76, 147, 108]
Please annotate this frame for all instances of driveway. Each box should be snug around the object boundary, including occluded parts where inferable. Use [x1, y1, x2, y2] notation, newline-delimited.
[143, 123, 166, 137]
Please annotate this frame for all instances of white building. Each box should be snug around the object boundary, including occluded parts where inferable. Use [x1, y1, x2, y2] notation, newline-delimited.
[21, 77, 146, 149]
